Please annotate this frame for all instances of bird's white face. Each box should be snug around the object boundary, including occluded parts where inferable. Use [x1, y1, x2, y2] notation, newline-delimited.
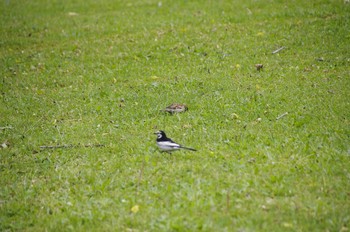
[155, 131, 163, 139]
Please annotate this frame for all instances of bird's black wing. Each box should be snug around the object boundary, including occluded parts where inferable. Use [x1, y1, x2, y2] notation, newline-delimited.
[165, 137, 177, 143]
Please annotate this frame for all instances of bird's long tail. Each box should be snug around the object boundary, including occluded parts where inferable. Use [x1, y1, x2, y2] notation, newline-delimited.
[180, 146, 197, 151]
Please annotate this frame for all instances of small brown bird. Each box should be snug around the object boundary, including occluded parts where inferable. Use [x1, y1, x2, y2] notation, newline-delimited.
[255, 64, 264, 71]
[162, 103, 188, 114]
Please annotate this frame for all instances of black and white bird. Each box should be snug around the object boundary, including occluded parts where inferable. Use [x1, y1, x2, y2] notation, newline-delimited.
[154, 130, 196, 152]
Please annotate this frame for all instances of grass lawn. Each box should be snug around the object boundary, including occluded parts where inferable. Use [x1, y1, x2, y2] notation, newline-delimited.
[1, 0, 349, 231]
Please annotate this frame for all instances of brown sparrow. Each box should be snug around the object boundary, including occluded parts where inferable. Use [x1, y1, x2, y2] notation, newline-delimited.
[162, 103, 188, 114]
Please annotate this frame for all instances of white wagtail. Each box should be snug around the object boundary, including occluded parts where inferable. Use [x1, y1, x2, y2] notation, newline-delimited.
[154, 130, 196, 152]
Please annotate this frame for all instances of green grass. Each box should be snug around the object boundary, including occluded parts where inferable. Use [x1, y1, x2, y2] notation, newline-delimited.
[1, 0, 349, 231]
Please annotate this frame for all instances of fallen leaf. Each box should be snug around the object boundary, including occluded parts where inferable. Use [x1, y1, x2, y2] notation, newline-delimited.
[68, 12, 79, 16]
[131, 205, 139, 213]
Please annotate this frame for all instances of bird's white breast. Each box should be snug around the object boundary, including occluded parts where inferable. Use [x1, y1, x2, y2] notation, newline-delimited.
[157, 141, 181, 151]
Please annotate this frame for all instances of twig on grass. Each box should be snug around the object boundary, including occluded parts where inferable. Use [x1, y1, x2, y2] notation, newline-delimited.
[39, 144, 105, 150]
[0, 126, 13, 130]
[276, 112, 289, 120]
[272, 46, 285, 54]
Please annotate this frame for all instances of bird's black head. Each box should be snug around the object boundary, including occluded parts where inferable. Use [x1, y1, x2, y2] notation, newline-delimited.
[154, 130, 167, 140]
